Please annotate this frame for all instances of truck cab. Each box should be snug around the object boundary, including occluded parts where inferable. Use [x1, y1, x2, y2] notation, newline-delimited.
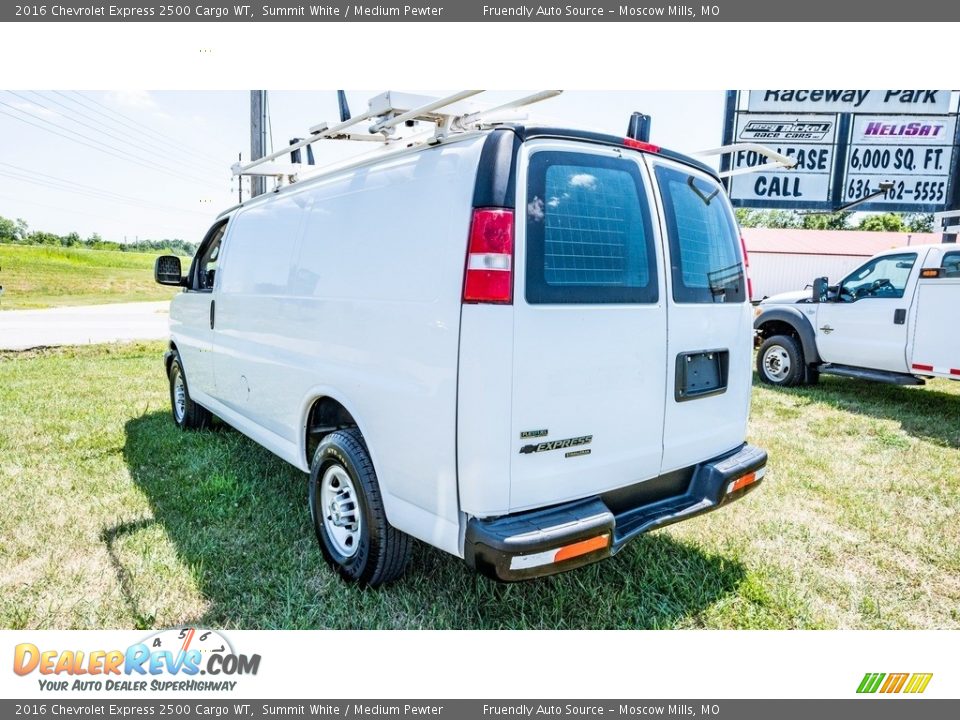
[755, 243, 960, 386]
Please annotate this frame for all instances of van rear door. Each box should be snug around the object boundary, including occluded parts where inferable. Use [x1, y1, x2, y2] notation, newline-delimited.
[507, 140, 668, 512]
[648, 158, 753, 473]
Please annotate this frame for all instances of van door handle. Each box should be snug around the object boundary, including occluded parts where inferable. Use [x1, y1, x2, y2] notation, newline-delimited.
[893, 308, 906, 325]
[209, 299, 216, 329]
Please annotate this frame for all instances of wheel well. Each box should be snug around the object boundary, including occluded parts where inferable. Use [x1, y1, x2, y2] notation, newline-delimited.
[756, 320, 801, 343]
[165, 341, 179, 376]
[305, 397, 358, 465]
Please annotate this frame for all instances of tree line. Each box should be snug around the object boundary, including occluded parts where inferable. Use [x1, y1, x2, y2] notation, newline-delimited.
[0, 214, 197, 256]
[735, 209, 935, 233]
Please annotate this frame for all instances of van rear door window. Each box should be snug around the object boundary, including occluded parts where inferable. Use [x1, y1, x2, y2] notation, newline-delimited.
[525, 151, 657, 304]
[655, 166, 745, 304]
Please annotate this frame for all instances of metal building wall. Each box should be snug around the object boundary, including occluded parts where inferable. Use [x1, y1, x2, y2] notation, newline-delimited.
[750, 253, 868, 301]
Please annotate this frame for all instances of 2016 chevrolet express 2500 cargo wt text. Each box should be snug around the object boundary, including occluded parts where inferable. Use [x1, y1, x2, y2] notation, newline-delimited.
[153, 91, 767, 586]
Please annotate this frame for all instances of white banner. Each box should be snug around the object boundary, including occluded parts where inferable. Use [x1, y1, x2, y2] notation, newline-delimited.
[2, 629, 958, 700]
[748, 90, 951, 114]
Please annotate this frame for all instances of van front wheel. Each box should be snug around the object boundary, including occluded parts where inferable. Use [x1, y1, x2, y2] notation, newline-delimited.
[168, 352, 211, 430]
[309, 428, 412, 587]
[757, 335, 806, 387]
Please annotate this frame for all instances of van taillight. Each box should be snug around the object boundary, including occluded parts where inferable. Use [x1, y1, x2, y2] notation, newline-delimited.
[463, 208, 514, 304]
[740, 236, 753, 301]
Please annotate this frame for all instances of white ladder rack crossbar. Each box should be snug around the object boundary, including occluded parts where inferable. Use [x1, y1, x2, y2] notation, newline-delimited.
[695, 143, 799, 178]
[232, 89, 564, 182]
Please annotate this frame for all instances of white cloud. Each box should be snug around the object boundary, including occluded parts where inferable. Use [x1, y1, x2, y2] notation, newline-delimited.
[569, 173, 597, 189]
[107, 90, 157, 109]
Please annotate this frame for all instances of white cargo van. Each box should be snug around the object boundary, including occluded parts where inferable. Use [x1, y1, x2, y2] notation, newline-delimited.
[154, 94, 767, 585]
[754, 243, 960, 387]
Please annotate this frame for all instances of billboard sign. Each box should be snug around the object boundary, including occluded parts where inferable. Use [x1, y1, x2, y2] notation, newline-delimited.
[724, 91, 959, 212]
[748, 90, 951, 114]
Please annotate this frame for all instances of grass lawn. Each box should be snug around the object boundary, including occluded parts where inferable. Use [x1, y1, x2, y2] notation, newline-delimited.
[1, 342, 958, 630]
[0, 244, 179, 310]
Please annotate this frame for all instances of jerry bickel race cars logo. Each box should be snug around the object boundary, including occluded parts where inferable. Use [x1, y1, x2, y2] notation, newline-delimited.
[13, 628, 260, 693]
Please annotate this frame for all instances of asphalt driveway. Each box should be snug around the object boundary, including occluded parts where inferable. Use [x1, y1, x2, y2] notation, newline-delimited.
[0, 301, 169, 351]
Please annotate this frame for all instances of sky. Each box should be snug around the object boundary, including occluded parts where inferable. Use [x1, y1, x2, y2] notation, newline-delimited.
[0, 90, 725, 244]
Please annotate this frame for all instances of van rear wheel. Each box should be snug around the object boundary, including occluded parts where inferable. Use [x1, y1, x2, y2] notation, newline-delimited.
[309, 428, 412, 587]
[168, 352, 211, 430]
[757, 335, 807, 387]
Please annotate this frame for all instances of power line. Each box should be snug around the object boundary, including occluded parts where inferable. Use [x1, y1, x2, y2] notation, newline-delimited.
[0, 191, 199, 237]
[0, 101, 225, 190]
[63, 91, 226, 165]
[0, 169, 214, 219]
[0, 161, 212, 217]
[2, 94, 223, 188]
[30, 91, 224, 175]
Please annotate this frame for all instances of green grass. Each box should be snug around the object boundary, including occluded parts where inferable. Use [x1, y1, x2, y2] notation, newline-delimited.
[1, 342, 958, 629]
[0, 244, 178, 310]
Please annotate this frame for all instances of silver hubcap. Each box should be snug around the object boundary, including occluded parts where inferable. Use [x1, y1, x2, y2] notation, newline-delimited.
[762, 345, 791, 382]
[172, 368, 186, 421]
[320, 465, 361, 557]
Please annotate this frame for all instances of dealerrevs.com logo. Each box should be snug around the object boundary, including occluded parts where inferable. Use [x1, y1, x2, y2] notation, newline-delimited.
[857, 672, 933, 694]
[13, 628, 260, 692]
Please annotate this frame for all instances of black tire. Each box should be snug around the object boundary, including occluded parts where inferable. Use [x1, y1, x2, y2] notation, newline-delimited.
[309, 428, 411, 587]
[756, 334, 807, 387]
[168, 351, 211, 430]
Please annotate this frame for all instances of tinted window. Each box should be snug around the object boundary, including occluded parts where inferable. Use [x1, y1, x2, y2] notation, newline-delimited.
[190, 221, 226, 292]
[942, 251, 960, 278]
[525, 151, 657, 304]
[655, 166, 745, 303]
[839, 253, 916, 300]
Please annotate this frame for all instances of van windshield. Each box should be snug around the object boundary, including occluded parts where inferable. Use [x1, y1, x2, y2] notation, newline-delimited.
[655, 166, 745, 304]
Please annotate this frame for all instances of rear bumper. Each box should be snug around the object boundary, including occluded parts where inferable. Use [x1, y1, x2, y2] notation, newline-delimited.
[464, 443, 767, 582]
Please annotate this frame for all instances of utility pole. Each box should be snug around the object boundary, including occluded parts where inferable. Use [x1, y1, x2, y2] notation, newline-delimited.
[250, 90, 267, 197]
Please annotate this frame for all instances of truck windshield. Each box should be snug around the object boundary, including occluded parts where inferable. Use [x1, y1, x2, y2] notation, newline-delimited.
[655, 166, 745, 304]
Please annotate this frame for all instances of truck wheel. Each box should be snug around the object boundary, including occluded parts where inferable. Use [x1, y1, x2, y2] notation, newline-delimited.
[309, 428, 412, 587]
[757, 335, 806, 387]
[168, 352, 211, 430]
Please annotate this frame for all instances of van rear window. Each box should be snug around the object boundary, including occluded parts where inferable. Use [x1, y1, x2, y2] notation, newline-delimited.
[655, 166, 745, 304]
[525, 151, 657, 304]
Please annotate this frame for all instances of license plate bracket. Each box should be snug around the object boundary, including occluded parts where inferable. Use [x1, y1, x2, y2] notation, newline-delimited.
[675, 350, 729, 402]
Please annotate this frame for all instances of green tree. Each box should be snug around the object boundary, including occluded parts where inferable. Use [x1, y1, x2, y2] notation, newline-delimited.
[735, 208, 801, 228]
[905, 213, 935, 233]
[857, 212, 906, 232]
[800, 212, 851, 230]
[0, 215, 16, 241]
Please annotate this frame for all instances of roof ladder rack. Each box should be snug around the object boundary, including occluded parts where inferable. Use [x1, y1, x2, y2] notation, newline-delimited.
[231, 90, 562, 189]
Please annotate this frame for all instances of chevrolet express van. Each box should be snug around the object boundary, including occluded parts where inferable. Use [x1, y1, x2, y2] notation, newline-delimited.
[155, 119, 767, 585]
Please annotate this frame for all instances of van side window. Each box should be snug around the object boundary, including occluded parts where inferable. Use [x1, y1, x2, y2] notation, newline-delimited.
[942, 251, 960, 278]
[838, 253, 916, 301]
[525, 151, 657, 304]
[191, 221, 227, 292]
[655, 166, 745, 304]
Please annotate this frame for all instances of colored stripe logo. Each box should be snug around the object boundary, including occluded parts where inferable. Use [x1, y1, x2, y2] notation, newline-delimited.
[857, 672, 933, 694]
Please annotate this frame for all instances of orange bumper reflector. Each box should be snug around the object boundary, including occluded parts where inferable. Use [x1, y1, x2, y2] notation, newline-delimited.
[726, 471, 758, 494]
[554, 534, 610, 563]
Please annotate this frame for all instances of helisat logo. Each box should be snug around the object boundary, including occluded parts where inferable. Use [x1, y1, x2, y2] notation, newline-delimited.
[863, 121, 946, 138]
[13, 628, 260, 692]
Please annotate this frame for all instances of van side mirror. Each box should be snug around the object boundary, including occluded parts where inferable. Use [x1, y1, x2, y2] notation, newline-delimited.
[812, 277, 829, 303]
[155, 255, 184, 286]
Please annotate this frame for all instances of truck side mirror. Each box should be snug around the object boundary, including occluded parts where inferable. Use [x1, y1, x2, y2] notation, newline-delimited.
[812, 277, 829, 303]
[155, 255, 184, 286]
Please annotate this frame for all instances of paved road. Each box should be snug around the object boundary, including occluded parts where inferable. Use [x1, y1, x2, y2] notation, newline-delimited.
[0, 301, 170, 351]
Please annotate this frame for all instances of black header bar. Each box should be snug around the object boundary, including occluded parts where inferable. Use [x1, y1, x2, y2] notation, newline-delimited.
[4, 0, 960, 22]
